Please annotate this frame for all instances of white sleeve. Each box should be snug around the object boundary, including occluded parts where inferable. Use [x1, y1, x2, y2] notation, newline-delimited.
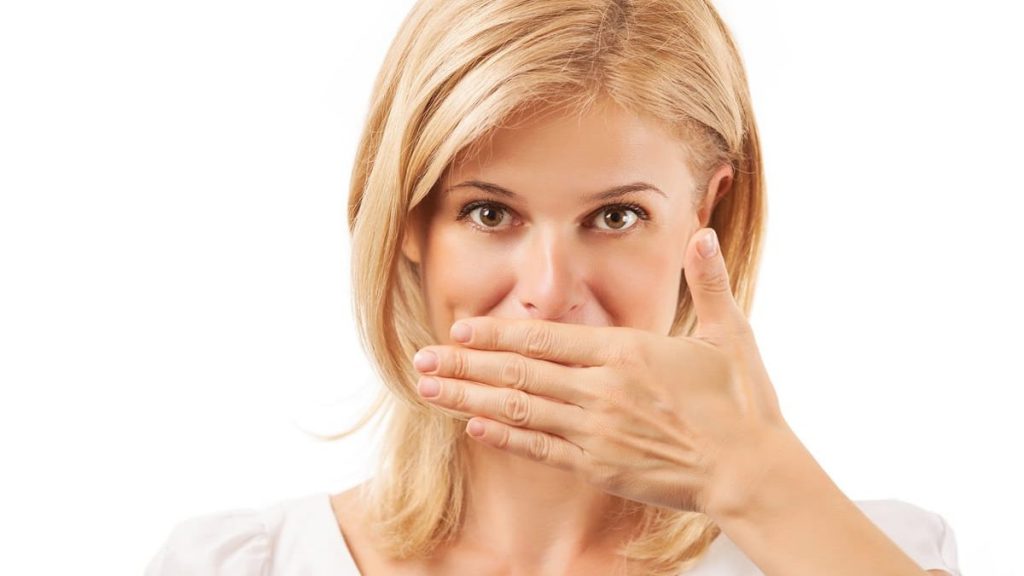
[855, 499, 961, 576]
[144, 507, 270, 576]
[934, 510, 961, 575]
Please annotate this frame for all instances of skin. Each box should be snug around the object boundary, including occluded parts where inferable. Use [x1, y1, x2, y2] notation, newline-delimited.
[329, 98, 947, 575]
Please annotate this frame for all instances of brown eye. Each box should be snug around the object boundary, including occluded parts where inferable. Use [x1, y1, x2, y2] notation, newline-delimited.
[593, 206, 640, 231]
[465, 203, 510, 229]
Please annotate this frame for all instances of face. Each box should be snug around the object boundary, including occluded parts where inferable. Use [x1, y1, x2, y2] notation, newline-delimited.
[402, 98, 732, 343]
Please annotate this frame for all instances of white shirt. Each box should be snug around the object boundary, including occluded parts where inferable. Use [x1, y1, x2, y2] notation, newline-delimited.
[144, 492, 961, 575]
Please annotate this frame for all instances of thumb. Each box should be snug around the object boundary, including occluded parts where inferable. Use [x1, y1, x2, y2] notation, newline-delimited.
[684, 228, 747, 340]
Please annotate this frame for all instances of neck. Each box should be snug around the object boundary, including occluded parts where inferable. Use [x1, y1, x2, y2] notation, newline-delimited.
[457, 437, 639, 572]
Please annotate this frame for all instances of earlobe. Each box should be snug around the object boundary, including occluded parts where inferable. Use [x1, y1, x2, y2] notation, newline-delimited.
[698, 163, 734, 228]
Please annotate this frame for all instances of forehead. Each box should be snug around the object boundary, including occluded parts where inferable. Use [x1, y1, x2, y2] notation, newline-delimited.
[445, 99, 696, 195]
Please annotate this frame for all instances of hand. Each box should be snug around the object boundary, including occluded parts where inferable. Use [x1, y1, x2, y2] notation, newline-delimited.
[412, 227, 790, 515]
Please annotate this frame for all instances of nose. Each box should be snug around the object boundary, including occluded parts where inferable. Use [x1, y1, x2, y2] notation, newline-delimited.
[515, 227, 584, 321]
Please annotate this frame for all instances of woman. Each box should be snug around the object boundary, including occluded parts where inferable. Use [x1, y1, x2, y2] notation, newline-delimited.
[145, 0, 960, 574]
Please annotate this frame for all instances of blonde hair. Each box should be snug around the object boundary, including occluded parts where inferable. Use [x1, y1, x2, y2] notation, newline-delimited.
[326, 1, 766, 574]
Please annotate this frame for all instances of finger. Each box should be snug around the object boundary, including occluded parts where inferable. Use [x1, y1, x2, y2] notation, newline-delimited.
[417, 375, 586, 440]
[463, 416, 587, 472]
[449, 316, 633, 368]
[684, 228, 751, 341]
[414, 346, 592, 407]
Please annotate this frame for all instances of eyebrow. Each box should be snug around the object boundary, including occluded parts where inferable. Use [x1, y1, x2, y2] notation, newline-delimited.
[444, 180, 667, 202]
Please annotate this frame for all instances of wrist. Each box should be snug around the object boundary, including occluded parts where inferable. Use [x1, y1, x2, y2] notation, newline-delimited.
[700, 422, 930, 576]
[702, 419, 822, 522]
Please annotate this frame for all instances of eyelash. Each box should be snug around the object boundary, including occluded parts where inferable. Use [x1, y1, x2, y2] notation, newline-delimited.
[455, 200, 651, 235]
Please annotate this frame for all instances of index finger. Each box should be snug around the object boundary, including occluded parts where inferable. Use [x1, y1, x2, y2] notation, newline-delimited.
[450, 317, 632, 367]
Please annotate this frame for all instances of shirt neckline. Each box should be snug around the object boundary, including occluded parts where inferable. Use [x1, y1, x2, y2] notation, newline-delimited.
[309, 492, 364, 575]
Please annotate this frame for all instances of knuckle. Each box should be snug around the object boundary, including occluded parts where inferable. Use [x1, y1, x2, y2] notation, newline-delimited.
[607, 329, 641, 367]
[482, 324, 500, 350]
[450, 383, 470, 411]
[449, 351, 469, 379]
[526, 432, 552, 462]
[500, 389, 531, 425]
[524, 325, 554, 357]
[499, 355, 530, 391]
[698, 268, 731, 293]
[494, 426, 513, 450]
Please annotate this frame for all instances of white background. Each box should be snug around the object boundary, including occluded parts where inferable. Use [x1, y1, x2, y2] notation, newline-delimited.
[1, 1, 1020, 574]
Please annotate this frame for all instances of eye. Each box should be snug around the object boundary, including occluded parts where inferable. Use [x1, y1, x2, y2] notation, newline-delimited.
[458, 201, 516, 231]
[588, 203, 648, 233]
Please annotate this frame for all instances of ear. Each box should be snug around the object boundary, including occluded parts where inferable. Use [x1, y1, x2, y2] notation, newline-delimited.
[696, 163, 734, 228]
[401, 201, 426, 264]
[401, 221, 422, 264]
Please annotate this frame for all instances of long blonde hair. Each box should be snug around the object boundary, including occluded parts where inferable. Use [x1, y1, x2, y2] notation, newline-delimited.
[326, 1, 766, 574]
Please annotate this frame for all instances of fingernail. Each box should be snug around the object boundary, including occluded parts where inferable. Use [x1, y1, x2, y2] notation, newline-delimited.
[451, 322, 472, 343]
[418, 377, 440, 398]
[467, 420, 485, 437]
[413, 350, 438, 372]
[698, 229, 719, 259]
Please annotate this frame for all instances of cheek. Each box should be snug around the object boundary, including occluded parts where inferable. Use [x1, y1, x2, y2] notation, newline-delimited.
[420, 225, 512, 314]
[589, 243, 683, 331]
[589, 224, 692, 330]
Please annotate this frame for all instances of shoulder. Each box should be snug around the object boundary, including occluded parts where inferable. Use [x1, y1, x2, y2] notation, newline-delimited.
[144, 503, 271, 576]
[853, 499, 961, 576]
[144, 493, 341, 576]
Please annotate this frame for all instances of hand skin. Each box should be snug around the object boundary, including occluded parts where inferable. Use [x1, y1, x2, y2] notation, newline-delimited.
[413, 227, 940, 575]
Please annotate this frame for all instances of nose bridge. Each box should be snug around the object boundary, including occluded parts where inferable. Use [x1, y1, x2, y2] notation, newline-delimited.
[516, 224, 582, 320]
